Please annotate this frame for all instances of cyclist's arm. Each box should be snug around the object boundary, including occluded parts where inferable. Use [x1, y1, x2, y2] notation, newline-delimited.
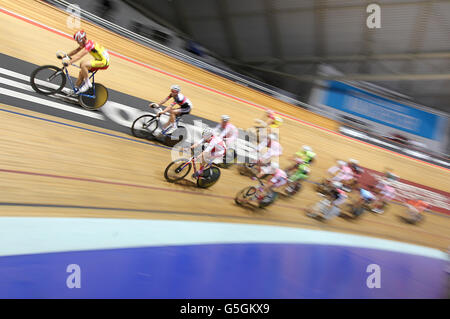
[67, 46, 82, 58]
[190, 138, 205, 150]
[265, 117, 275, 126]
[158, 103, 173, 115]
[70, 49, 89, 64]
[158, 96, 170, 106]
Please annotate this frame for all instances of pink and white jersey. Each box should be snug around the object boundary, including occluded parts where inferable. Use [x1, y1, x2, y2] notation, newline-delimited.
[203, 136, 226, 157]
[331, 165, 354, 181]
[215, 122, 238, 140]
[257, 140, 283, 163]
[270, 168, 288, 187]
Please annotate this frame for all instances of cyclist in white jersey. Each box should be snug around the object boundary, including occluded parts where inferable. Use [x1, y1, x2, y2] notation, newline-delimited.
[156, 84, 193, 134]
[214, 115, 239, 163]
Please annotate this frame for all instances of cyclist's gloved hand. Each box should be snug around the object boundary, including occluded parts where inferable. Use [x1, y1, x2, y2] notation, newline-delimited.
[56, 51, 65, 59]
[62, 57, 70, 66]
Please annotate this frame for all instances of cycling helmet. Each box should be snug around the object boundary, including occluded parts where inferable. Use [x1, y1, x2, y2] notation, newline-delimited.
[303, 145, 312, 152]
[349, 159, 359, 165]
[73, 30, 86, 42]
[266, 109, 274, 116]
[337, 160, 346, 167]
[221, 115, 230, 122]
[302, 166, 310, 174]
[332, 181, 343, 189]
[386, 172, 399, 181]
[170, 84, 181, 92]
[202, 127, 213, 139]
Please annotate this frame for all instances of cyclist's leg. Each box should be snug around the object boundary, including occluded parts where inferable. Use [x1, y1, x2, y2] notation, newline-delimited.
[76, 59, 91, 87]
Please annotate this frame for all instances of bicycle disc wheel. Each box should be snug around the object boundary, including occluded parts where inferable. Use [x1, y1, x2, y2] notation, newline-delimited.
[164, 158, 192, 182]
[197, 166, 221, 188]
[78, 83, 109, 110]
[30, 65, 66, 95]
[131, 114, 159, 139]
[259, 191, 278, 208]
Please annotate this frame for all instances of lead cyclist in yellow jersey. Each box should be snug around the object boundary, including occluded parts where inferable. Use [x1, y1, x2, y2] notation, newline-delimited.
[63, 30, 110, 93]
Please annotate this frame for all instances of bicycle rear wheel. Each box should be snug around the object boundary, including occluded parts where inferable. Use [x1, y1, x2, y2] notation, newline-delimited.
[352, 205, 365, 218]
[131, 114, 159, 139]
[259, 191, 278, 208]
[30, 65, 66, 95]
[78, 83, 108, 110]
[197, 166, 221, 188]
[164, 158, 192, 182]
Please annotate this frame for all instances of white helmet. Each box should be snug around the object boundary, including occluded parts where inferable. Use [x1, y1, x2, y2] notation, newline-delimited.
[303, 145, 312, 152]
[337, 160, 346, 166]
[332, 181, 343, 189]
[349, 159, 359, 164]
[202, 127, 213, 139]
[170, 84, 181, 92]
[221, 115, 230, 122]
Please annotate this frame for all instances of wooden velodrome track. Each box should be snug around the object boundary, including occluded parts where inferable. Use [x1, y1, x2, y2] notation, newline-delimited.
[0, 0, 449, 251]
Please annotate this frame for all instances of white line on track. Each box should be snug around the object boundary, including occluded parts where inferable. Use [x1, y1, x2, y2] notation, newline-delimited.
[0, 84, 104, 120]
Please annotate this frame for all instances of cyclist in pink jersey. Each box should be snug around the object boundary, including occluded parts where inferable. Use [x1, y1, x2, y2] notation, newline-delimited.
[189, 128, 226, 178]
[256, 133, 283, 175]
[215, 115, 239, 163]
[254, 162, 288, 201]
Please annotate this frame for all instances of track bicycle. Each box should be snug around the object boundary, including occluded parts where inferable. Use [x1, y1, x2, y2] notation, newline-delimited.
[29, 52, 108, 110]
[131, 103, 187, 145]
[164, 149, 221, 188]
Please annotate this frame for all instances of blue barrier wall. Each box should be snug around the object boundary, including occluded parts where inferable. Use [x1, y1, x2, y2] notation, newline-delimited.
[324, 81, 447, 141]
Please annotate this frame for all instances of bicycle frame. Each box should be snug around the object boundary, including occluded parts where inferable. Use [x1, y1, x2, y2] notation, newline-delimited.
[62, 64, 97, 98]
[160, 115, 183, 136]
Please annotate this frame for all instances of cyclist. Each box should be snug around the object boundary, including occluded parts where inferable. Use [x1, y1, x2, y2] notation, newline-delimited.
[296, 145, 316, 164]
[189, 127, 226, 178]
[403, 198, 431, 224]
[347, 159, 364, 190]
[372, 178, 396, 214]
[285, 164, 310, 194]
[63, 30, 110, 94]
[256, 133, 283, 175]
[308, 181, 348, 220]
[247, 162, 287, 204]
[263, 109, 283, 129]
[287, 145, 316, 173]
[156, 85, 193, 134]
[328, 160, 354, 192]
[351, 186, 377, 218]
[214, 115, 239, 163]
[252, 109, 283, 141]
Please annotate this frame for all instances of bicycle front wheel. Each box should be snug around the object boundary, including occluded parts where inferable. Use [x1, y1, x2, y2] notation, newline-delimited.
[131, 114, 159, 139]
[30, 65, 66, 95]
[164, 158, 192, 182]
[235, 186, 257, 205]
